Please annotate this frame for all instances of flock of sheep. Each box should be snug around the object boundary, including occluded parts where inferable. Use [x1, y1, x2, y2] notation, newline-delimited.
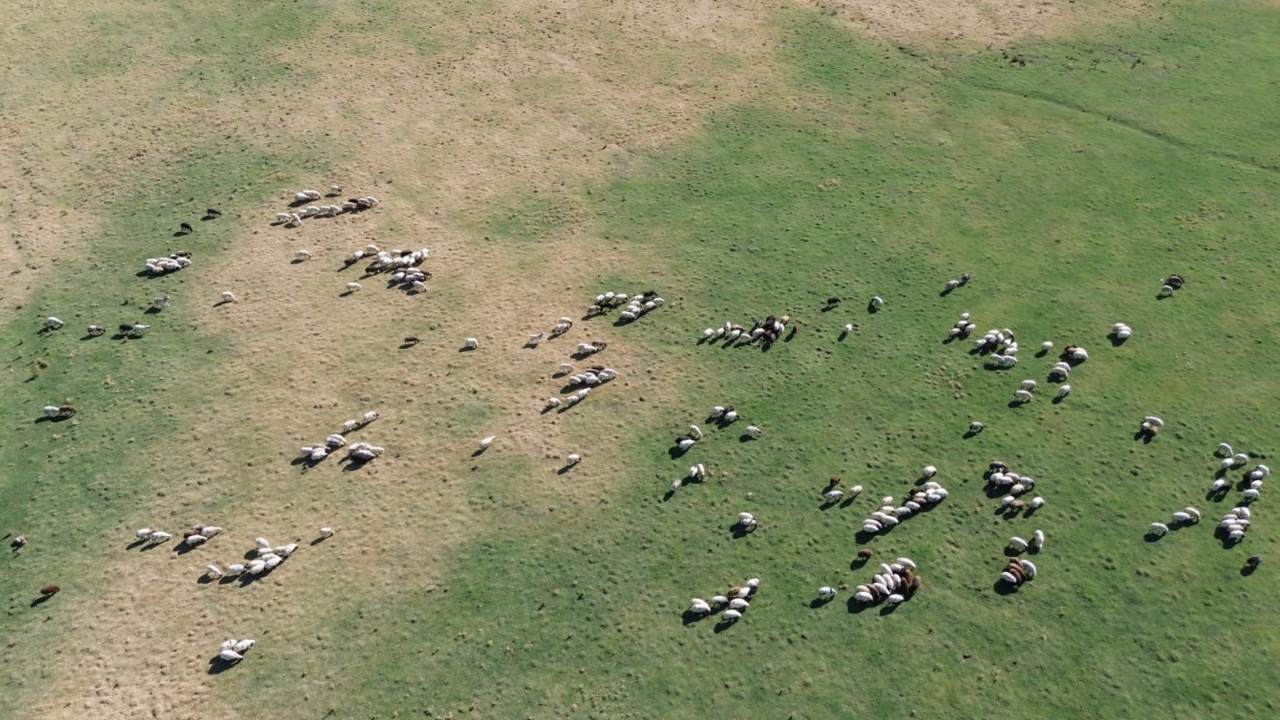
[24, 175, 1264, 666]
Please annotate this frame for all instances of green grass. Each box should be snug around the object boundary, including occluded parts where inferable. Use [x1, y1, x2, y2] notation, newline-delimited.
[316, 3, 1280, 718]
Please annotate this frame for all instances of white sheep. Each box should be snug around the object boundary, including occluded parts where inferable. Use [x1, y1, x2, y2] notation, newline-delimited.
[1032, 530, 1045, 549]
[721, 609, 742, 622]
[816, 586, 837, 601]
[870, 295, 884, 308]
[1029, 496, 1045, 509]
[688, 598, 712, 615]
[688, 424, 704, 440]
[319, 527, 335, 538]
[148, 531, 173, 543]
[1216, 442, 1233, 457]
[42, 316, 64, 330]
[478, 435, 495, 452]
[463, 337, 479, 350]
[220, 291, 236, 303]
[565, 453, 581, 466]
[1231, 452, 1249, 468]
[345, 282, 362, 293]
[921, 465, 937, 479]
[86, 325, 105, 337]
[1056, 384, 1071, 399]
[728, 597, 750, 611]
[276, 212, 293, 223]
[742, 425, 762, 439]
[822, 489, 844, 502]
[134, 528, 154, 539]
[1040, 341, 1053, 352]
[676, 438, 696, 451]
[226, 563, 246, 576]
[1013, 389, 1033, 403]
[294, 249, 312, 261]
[205, 564, 224, 579]
[1008, 536, 1028, 552]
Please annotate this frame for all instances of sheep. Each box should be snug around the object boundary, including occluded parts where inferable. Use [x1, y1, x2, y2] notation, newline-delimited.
[42, 316, 64, 330]
[870, 295, 884, 308]
[1008, 536, 1029, 552]
[723, 410, 739, 423]
[822, 488, 844, 502]
[676, 438, 696, 452]
[921, 465, 937, 479]
[477, 435, 496, 452]
[688, 424, 704, 440]
[345, 282, 362, 293]
[1013, 389, 1033, 403]
[1216, 442, 1234, 457]
[688, 598, 712, 615]
[1019, 379, 1037, 392]
[1243, 488, 1261, 502]
[319, 527, 335, 538]
[1148, 522, 1169, 536]
[742, 425, 762, 440]
[1231, 452, 1249, 468]
[728, 597, 750, 611]
[86, 324, 105, 337]
[147, 531, 173, 543]
[276, 212, 293, 223]
[306, 446, 329, 462]
[182, 534, 208, 547]
[1031, 529, 1045, 550]
[968, 420, 985, 434]
[463, 337, 479, 350]
[219, 648, 243, 662]
[205, 564, 224, 579]
[1210, 478, 1230, 492]
[816, 586, 837, 601]
[737, 512, 758, 531]
[277, 543, 299, 557]
[226, 563, 245, 576]
[721, 609, 743, 622]
[565, 453, 581, 467]
[220, 291, 236, 303]
[294, 249, 312, 262]
[134, 528, 154, 539]
[1028, 496, 1045, 509]
[362, 410, 380, 424]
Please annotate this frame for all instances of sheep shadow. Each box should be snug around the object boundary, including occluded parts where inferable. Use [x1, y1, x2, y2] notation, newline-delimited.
[939, 286, 955, 297]
[1143, 531, 1165, 542]
[839, 495, 858, 509]
[962, 429, 982, 440]
[729, 523, 755, 539]
[556, 464, 576, 476]
[30, 594, 55, 608]
[540, 404, 557, 416]
[1241, 563, 1259, 577]
[1007, 400, 1026, 409]
[339, 290, 357, 297]
[207, 655, 241, 674]
[820, 303, 840, 313]
[79, 333, 100, 341]
[1002, 547, 1024, 558]
[1109, 335, 1127, 347]
[173, 542, 200, 556]
[809, 597, 834, 609]
[399, 340, 419, 350]
[838, 330, 850, 342]
[458, 346, 477, 353]
[682, 609, 713, 626]
[126, 539, 147, 550]
[850, 555, 871, 570]
[139, 541, 167, 552]
[291, 455, 327, 469]
[785, 327, 797, 342]
[667, 446, 690, 459]
[1206, 487, 1230, 502]
[1051, 395, 1066, 405]
[212, 299, 233, 308]
[854, 530, 878, 544]
[712, 619, 738, 633]
[737, 434, 756, 443]
[845, 597, 869, 614]
[471, 447, 489, 458]
[661, 489, 677, 502]
[143, 305, 164, 315]
[878, 603, 902, 616]
[1133, 431, 1153, 444]
[866, 301, 880, 314]
[993, 580, 1020, 596]
[339, 457, 370, 472]
[196, 574, 216, 585]
[818, 499, 839, 511]
[309, 536, 330, 546]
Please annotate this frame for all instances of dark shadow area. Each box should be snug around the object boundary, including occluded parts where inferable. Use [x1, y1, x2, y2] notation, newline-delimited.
[30, 594, 55, 608]
[809, 597, 834, 609]
[993, 580, 1019, 596]
[207, 656, 240, 674]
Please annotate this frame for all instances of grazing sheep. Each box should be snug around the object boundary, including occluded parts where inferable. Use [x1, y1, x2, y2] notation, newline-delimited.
[147, 531, 173, 543]
[822, 489, 844, 502]
[294, 249, 312, 261]
[676, 438, 696, 451]
[463, 337, 479, 350]
[721, 609, 743, 622]
[134, 528, 154, 539]
[220, 291, 236, 303]
[319, 527, 335, 539]
[870, 295, 884, 308]
[921, 465, 937, 479]
[742, 425, 762, 440]
[42, 316, 64, 330]
[205, 564, 224, 579]
[1216, 442, 1234, 457]
[565, 453, 581, 467]
[1231, 452, 1249, 468]
[477, 435, 495, 452]
[1056, 384, 1071, 399]
[1013, 389, 1033, 403]
[226, 565, 245, 578]
[1029, 496, 1045, 509]
[345, 282, 362, 293]
[1031, 529, 1045, 549]
[1008, 536, 1029, 552]
[86, 325, 105, 337]
[1148, 522, 1170, 537]
[688, 598, 712, 615]
[816, 586, 837, 601]
[968, 420, 985, 434]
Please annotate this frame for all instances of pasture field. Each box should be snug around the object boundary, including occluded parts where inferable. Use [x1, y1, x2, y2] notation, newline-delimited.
[2, 1, 1279, 719]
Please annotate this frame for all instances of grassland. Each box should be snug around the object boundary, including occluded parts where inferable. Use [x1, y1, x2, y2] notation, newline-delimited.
[3, 1, 1280, 719]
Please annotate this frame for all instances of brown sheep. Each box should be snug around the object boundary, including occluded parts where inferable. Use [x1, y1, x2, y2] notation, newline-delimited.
[857, 548, 873, 560]
[39, 585, 59, 596]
